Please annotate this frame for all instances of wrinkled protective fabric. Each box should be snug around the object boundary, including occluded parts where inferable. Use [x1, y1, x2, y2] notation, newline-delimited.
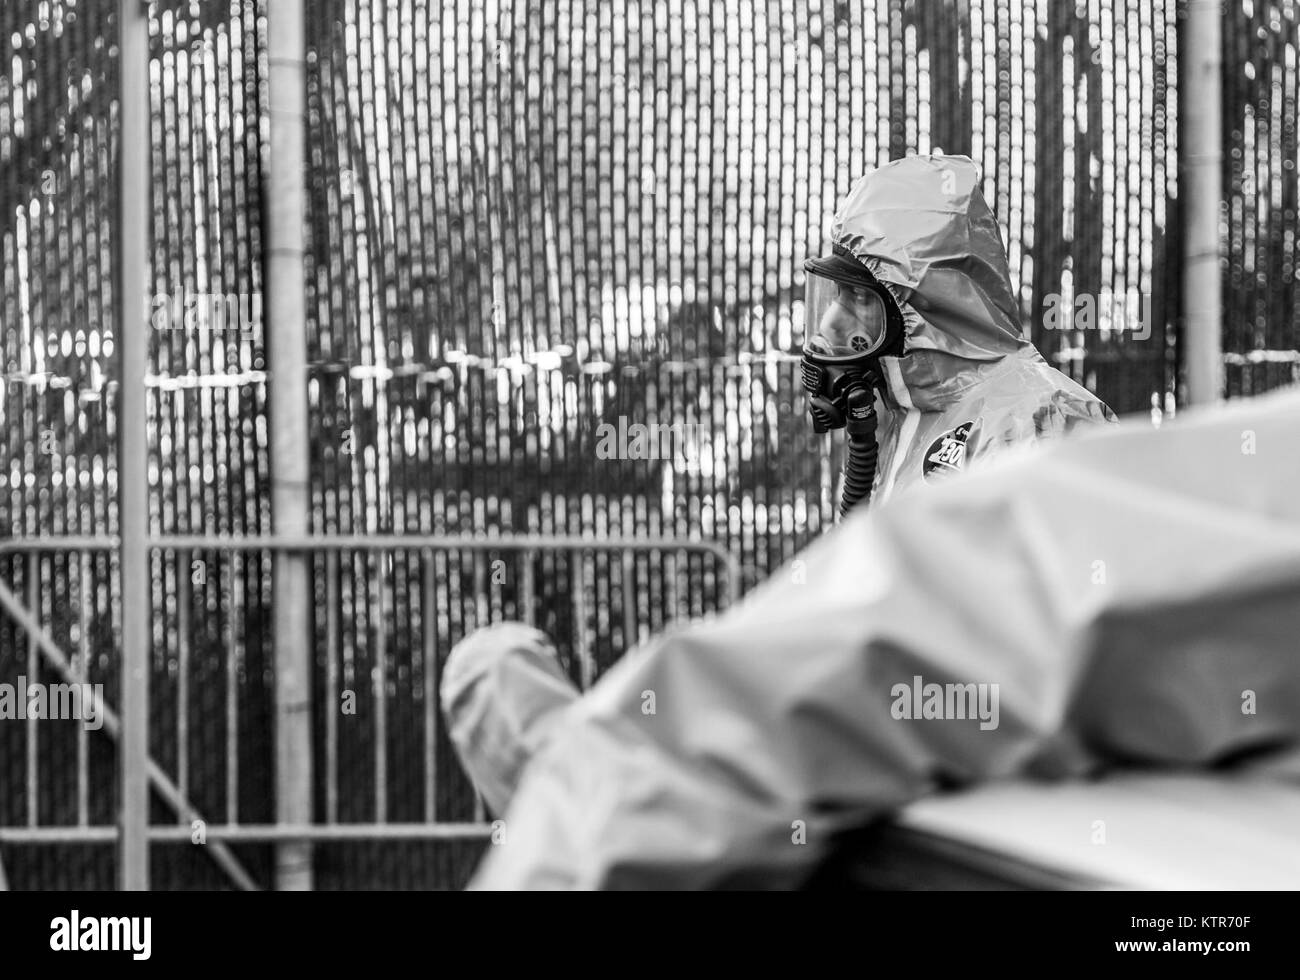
[472, 386, 1300, 888]
[441, 623, 579, 816]
[827, 155, 1115, 501]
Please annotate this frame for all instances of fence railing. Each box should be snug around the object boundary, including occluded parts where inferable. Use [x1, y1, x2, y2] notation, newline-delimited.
[0, 533, 739, 890]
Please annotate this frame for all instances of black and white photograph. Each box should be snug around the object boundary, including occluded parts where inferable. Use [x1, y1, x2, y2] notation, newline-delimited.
[0, 0, 1296, 958]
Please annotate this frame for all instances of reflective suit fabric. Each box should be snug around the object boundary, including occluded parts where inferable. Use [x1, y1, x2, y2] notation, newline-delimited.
[832, 155, 1116, 501]
[472, 387, 1300, 888]
[440, 623, 580, 816]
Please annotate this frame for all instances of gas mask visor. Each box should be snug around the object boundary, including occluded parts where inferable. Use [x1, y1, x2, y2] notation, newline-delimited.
[801, 249, 902, 516]
[800, 250, 898, 433]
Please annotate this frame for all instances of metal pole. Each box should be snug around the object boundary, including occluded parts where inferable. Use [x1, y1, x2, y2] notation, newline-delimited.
[117, 0, 151, 892]
[267, 0, 314, 890]
[1180, 0, 1224, 405]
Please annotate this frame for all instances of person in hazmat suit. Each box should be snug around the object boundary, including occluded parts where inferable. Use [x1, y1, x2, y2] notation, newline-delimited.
[798, 154, 1114, 514]
[440, 154, 1148, 884]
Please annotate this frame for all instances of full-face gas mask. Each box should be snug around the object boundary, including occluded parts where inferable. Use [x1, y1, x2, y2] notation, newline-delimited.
[801, 246, 905, 516]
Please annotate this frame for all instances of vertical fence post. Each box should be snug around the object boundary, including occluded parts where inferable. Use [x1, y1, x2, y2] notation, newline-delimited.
[1180, 0, 1224, 405]
[117, 0, 152, 892]
[267, 0, 314, 889]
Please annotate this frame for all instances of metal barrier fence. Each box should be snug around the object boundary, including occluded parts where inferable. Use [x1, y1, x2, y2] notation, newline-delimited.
[0, 534, 737, 890]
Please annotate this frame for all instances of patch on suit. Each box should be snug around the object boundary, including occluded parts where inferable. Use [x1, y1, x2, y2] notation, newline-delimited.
[922, 421, 976, 480]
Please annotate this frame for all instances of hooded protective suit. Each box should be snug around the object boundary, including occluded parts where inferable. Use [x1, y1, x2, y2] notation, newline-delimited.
[819, 154, 1114, 502]
[470, 385, 1300, 889]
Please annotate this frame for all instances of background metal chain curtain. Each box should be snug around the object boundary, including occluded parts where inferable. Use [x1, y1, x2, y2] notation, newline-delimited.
[0, 0, 1291, 889]
[0, 0, 272, 890]
[1224, 1, 1300, 395]
[303, 0, 1180, 599]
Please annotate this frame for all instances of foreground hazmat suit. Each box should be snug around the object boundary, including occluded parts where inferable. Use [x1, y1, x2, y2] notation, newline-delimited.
[443, 154, 1118, 824]
[798, 154, 1114, 513]
[468, 385, 1300, 888]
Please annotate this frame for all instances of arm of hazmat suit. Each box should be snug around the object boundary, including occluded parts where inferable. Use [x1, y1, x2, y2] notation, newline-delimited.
[472, 387, 1300, 889]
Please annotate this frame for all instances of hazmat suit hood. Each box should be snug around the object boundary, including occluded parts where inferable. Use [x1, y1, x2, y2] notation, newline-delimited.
[820, 154, 1115, 502]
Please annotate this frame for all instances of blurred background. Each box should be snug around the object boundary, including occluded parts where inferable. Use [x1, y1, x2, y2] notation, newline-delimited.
[0, 0, 1295, 889]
